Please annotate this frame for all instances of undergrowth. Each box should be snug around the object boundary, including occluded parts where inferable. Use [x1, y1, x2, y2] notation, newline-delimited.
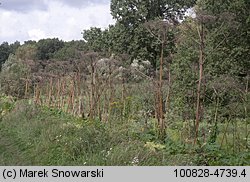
[0, 99, 249, 165]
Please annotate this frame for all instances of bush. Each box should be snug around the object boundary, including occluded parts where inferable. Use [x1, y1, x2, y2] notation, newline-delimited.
[0, 54, 30, 98]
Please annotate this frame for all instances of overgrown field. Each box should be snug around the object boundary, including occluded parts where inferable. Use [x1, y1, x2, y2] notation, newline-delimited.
[0, 97, 249, 166]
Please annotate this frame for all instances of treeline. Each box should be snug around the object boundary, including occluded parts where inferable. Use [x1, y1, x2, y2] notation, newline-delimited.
[0, 39, 86, 67]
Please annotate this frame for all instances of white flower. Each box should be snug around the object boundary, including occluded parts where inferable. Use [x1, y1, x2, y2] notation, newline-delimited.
[142, 60, 151, 65]
[131, 62, 139, 68]
[131, 156, 139, 165]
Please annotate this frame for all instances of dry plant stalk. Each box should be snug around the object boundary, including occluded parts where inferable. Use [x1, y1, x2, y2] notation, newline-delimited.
[47, 77, 53, 107]
[107, 62, 114, 123]
[103, 90, 109, 123]
[165, 62, 171, 114]
[35, 84, 41, 105]
[61, 80, 66, 111]
[121, 76, 127, 117]
[71, 78, 76, 115]
[24, 76, 29, 98]
[66, 80, 74, 114]
[194, 22, 205, 145]
[158, 37, 165, 138]
[56, 78, 61, 109]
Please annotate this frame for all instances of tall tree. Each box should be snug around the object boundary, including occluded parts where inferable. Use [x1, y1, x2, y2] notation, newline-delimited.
[0, 41, 20, 70]
[15, 44, 37, 60]
[109, 0, 195, 67]
[82, 27, 107, 52]
[111, 0, 195, 25]
[36, 38, 64, 60]
[0, 42, 11, 69]
[172, 0, 250, 143]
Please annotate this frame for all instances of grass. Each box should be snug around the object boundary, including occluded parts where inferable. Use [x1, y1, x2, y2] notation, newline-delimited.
[0, 98, 249, 166]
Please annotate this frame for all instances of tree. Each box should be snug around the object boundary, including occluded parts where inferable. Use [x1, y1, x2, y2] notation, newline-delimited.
[15, 44, 37, 60]
[9, 41, 21, 54]
[0, 42, 11, 69]
[0, 41, 20, 70]
[109, 0, 195, 68]
[109, 23, 162, 66]
[198, 0, 250, 145]
[0, 54, 31, 98]
[111, 0, 195, 26]
[172, 0, 250, 144]
[36, 38, 64, 60]
[82, 27, 109, 53]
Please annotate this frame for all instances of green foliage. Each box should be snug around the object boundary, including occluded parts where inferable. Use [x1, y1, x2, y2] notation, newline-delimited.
[194, 143, 250, 165]
[0, 54, 30, 98]
[53, 46, 78, 60]
[0, 41, 20, 69]
[0, 99, 249, 166]
[111, 0, 195, 25]
[0, 0, 249, 167]
[0, 94, 15, 117]
[172, 0, 250, 123]
[164, 139, 187, 155]
[15, 44, 37, 60]
[197, 0, 250, 78]
[81, 0, 196, 67]
[0, 101, 161, 165]
[208, 121, 218, 144]
[53, 40, 85, 60]
[36, 38, 64, 60]
[82, 27, 110, 53]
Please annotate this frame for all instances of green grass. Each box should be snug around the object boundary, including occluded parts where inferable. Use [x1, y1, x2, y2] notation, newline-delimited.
[0, 99, 249, 166]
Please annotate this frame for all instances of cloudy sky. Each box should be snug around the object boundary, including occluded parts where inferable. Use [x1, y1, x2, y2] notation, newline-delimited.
[0, 0, 115, 43]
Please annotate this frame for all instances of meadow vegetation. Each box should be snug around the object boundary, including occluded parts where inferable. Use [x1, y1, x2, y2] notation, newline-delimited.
[0, 92, 249, 166]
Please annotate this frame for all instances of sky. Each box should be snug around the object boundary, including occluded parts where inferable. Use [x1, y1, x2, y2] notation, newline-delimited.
[0, 0, 115, 43]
